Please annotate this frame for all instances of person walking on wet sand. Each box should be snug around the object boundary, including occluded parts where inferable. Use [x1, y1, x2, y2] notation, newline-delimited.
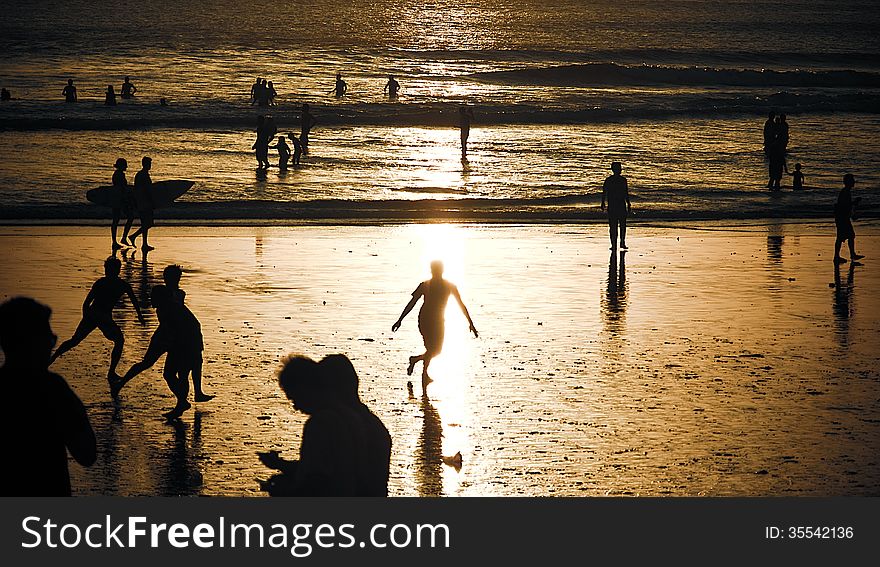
[62, 79, 77, 102]
[392, 260, 478, 388]
[110, 158, 135, 249]
[459, 105, 474, 160]
[601, 161, 632, 250]
[0, 297, 97, 496]
[49, 257, 146, 386]
[128, 157, 155, 250]
[834, 173, 865, 265]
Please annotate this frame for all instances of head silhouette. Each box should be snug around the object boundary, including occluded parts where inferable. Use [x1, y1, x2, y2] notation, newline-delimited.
[302, 103, 310, 111]
[430, 260, 444, 278]
[163, 264, 182, 288]
[141, 156, 152, 170]
[794, 163, 801, 170]
[844, 173, 855, 188]
[779, 113, 787, 122]
[115, 158, 127, 170]
[278, 355, 325, 414]
[68, 79, 74, 86]
[125, 76, 130, 82]
[150, 284, 171, 308]
[611, 162, 622, 174]
[319, 354, 360, 405]
[0, 297, 56, 369]
[104, 256, 122, 277]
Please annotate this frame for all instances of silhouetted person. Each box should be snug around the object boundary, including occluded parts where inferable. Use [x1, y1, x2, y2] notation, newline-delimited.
[49, 257, 145, 384]
[128, 156, 155, 250]
[0, 88, 10, 101]
[330, 73, 348, 97]
[274, 136, 291, 169]
[290, 133, 303, 166]
[256, 78, 270, 106]
[319, 354, 391, 496]
[601, 162, 632, 250]
[259, 356, 360, 496]
[120, 76, 137, 99]
[253, 115, 274, 169]
[777, 113, 789, 152]
[62, 79, 77, 102]
[250, 77, 262, 105]
[790, 162, 805, 190]
[763, 111, 777, 154]
[104, 84, 117, 106]
[834, 173, 865, 264]
[113, 266, 211, 415]
[384, 75, 400, 99]
[392, 260, 478, 388]
[767, 139, 786, 190]
[0, 297, 97, 496]
[110, 158, 135, 249]
[267, 80, 278, 105]
[459, 106, 474, 159]
[300, 103, 316, 154]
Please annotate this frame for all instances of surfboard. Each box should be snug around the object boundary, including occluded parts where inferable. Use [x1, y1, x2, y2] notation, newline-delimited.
[86, 180, 194, 209]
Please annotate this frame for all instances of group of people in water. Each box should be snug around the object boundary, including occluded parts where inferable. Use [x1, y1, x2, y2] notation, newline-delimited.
[762, 111, 800, 190]
[58, 77, 138, 105]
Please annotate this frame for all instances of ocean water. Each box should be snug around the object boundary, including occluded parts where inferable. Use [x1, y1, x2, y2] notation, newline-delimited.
[1, 0, 878, 220]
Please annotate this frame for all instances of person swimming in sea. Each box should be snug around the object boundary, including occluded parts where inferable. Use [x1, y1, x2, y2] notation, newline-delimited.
[392, 260, 478, 389]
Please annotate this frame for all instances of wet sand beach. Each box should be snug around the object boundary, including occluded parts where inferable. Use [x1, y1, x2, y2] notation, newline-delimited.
[1, 221, 878, 496]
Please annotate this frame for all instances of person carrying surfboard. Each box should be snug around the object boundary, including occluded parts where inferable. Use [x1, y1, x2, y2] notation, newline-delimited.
[49, 257, 146, 387]
[128, 156, 155, 251]
[111, 158, 135, 250]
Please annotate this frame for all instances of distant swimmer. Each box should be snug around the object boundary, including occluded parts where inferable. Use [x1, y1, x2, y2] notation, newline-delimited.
[49, 257, 146, 387]
[120, 76, 137, 99]
[384, 75, 401, 99]
[330, 73, 348, 97]
[459, 105, 474, 160]
[790, 162, 805, 190]
[62, 79, 77, 102]
[601, 161, 632, 250]
[128, 156, 155, 251]
[392, 260, 478, 389]
[110, 158, 135, 250]
[0, 88, 10, 101]
[104, 84, 117, 106]
[274, 135, 291, 169]
[300, 103, 316, 155]
[833, 173, 865, 265]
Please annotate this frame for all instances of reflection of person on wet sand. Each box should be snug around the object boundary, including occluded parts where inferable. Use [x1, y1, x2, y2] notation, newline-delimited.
[49, 257, 145, 387]
[833, 173, 865, 265]
[0, 297, 97, 496]
[832, 261, 857, 346]
[259, 354, 390, 496]
[392, 260, 478, 388]
[416, 393, 443, 497]
[601, 161, 632, 250]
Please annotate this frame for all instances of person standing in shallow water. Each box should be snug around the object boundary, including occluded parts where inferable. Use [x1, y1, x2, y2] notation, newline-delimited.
[833, 173, 865, 265]
[384, 74, 400, 99]
[110, 158, 135, 249]
[120, 76, 137, 99]
[459, 105, 474, 160]
[601, 162, 632, 250]
[300, 104, 316, 155]
[62, 79, 77, 102]
[763, 111, 777, 155]
[49, 257, 146, 385]
[392, 260, 478, 388]
[330, 73, 348, 97]
[104, 85, 117, 106]
[0, 297, 97, 496]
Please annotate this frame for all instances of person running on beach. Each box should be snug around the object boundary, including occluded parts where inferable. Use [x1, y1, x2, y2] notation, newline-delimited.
[112, 266, 212, 413]
[128, 157, 155, 250]
[392, 260, 478, 388]
[120, 76, 137, 99]
[274, 135, 291, 169]
[330, 73, 348, 97]
[49, 257, 146, 385]
[0, 297, 97, 496]
[110, 158, 135, 249]
[790, 162, 805, 190]
[300, 103, 316, 155]
[459, 106, 474, 160]
[104, 84, 117, 106]
[833, 173, 865, 265]
[62, 79, 77, 102]
[601, 162, 632, 250]
[384, 75, 400, 99]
